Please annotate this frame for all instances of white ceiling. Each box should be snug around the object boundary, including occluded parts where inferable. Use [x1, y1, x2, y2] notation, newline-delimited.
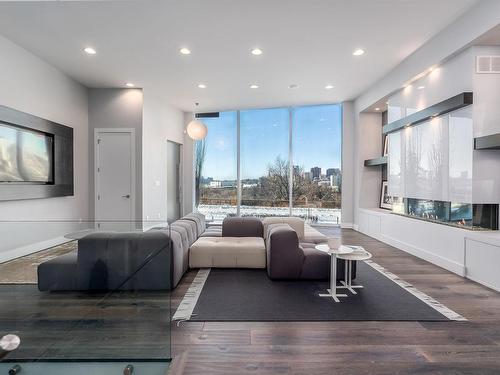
[0, 0, 478, 112]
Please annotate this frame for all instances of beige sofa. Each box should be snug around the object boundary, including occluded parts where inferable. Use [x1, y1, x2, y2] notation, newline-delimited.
[189, 216, 328, 269]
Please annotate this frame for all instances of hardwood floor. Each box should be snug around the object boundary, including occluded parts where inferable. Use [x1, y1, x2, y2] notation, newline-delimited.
[170, 228, 500, 375]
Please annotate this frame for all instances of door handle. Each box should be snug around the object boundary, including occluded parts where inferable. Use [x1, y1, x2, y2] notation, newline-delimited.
[122, 194, 131, 198]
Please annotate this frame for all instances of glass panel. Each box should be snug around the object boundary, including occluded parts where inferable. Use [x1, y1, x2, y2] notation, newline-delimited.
[195, 111, 238, 223]
[291, 105, 342, 224]
[0, 220, 171, 372]
[240, 108, 290, 217]
[448, 107, 473, 203]
[387, 130, 404, 198]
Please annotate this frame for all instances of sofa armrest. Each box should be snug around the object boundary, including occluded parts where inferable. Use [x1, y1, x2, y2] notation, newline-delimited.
[266, 224, 305, 280]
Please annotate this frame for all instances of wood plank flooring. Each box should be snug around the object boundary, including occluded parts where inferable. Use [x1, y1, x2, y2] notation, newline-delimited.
[170, 228, 500, 375]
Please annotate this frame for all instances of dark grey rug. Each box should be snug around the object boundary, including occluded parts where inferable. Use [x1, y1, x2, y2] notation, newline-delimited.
[190, 262, 458, 321]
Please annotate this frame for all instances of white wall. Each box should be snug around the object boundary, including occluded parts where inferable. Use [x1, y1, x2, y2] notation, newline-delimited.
[340, 101, 355, 227]
[0, 35, 89, 262]
[142, 89, 185, 226]
[88, 88, 144, 222]
[355, 0, 500, 113]
[352, 112, 383, 226]
[472, 46, 500, 204]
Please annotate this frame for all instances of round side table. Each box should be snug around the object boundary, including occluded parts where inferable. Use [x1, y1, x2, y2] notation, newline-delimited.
[337, 246, 372, 294]
[315, 244, 353, 303]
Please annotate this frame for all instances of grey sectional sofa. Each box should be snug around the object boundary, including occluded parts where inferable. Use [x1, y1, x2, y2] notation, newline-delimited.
[38, 213, 354, 291]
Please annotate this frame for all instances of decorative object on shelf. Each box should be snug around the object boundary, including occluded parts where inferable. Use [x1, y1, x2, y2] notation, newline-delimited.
[383, 92, 473, 134]
[380, 181, 392, 210]
[474, 133, 500, 150]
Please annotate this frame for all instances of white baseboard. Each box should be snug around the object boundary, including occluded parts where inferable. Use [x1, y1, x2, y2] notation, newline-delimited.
[353, 224, 359, 231]
[0, 236, 70, 264]
[340, 222, 354, 229]
[379, 232, 465, 276]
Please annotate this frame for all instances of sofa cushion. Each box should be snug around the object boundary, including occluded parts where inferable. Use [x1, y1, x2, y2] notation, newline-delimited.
[171, 220, 197, 245]
[222, 217, 264, 238]
[38, 250, 78, 291]
[199, 226, 222, 237]
[262, 217, 305, 240]
[189, 237, 266, 268]
[183, 213, 206, 235]
[170, 225, 190, 251]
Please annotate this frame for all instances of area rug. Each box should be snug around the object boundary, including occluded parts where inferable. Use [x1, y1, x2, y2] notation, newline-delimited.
[173, 261, 465, 322]
[0, 241, 77, 284]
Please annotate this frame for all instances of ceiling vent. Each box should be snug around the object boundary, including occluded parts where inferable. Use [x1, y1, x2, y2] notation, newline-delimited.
[476, 55, 500, 74]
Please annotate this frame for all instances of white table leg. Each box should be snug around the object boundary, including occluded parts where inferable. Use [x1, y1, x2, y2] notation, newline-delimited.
[340, 260, 364, 294]
[319, 253, 347, 302]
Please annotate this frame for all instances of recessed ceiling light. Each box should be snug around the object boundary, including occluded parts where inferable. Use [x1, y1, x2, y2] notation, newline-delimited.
[179, 47, 191, 55]
[125, 83, 135, 88]
[197, 83, 206, 89]
[250, 84, 259, 89]
[251, 48, 263, 56]
[353, 48, 365, 56]
[418, 85, 425, 90]
[83, 47, 96, 55]
[375, 107, 380, 111]
[288, 84, 300, 89]
[325, 84, 334, 90]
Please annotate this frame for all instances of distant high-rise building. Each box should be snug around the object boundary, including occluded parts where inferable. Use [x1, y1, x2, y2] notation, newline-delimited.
[326, 168, 340, 177]
[304, 172, 311, 181]
[293, 165, 301, 175]
[310, 167, 321, 179]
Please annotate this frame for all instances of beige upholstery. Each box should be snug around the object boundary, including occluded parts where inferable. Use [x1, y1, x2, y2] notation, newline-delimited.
[262, 217, 305, 240]
[304, 224, 328, 244]
[189, 237, 266, 268]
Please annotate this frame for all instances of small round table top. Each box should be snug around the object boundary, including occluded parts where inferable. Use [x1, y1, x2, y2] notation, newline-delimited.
[315, 244, 354, 255]
[337, 246, 372, 261]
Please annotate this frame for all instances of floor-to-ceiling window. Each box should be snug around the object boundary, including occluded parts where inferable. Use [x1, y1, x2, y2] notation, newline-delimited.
[240, 108, 290, 217]
[195, 111, 238, 222]
[194, 104, 342, 225]
[291, 104, 342, 224]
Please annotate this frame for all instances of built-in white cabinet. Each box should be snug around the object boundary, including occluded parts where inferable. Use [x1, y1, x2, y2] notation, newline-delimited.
[465, 237, 500, 292]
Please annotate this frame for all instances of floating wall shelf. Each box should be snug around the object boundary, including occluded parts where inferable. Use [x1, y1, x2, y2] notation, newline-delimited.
[474, 133, 500, 150]
[382, 92, 473, 135]
[364, 156, 388, 167]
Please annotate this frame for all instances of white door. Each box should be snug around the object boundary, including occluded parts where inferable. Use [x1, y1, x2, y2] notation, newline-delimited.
[95, 129, 135, 230]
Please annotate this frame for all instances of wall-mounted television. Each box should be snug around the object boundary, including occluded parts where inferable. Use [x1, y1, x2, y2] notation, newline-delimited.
[0, 122, 54, 184]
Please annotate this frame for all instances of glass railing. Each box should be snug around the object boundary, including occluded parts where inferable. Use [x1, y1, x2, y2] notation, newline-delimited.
[0, 220, 172, 374]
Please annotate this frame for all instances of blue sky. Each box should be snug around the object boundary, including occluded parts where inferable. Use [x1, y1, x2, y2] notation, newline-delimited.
[200, 104, 342, 180]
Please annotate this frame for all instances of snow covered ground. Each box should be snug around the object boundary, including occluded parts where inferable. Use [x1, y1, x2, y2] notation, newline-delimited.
[197, 204, 341, 225]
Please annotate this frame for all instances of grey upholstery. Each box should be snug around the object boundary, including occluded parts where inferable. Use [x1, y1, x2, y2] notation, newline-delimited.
[199, 226, 222, 237]
[222, 217, 264, 238]
[266, 224, 355, 280]
[37, 250, 78, 291]
[266, 224, 304, 279]
[38, 231, 173, 291]
[183, 213, 206, 235]
[172, 219, 197, 244]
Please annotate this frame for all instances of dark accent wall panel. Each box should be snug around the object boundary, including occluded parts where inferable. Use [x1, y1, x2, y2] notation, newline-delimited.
[0, 104, 74, 201]
[383, 92, 473, 134]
